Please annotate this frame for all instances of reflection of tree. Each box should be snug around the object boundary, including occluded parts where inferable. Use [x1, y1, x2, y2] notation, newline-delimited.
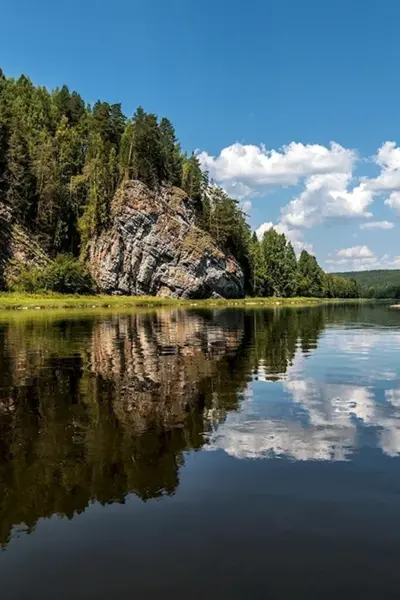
[245, 308, 326, 379]
[0, 310, 248, 546]
[0, 307, 331, 546]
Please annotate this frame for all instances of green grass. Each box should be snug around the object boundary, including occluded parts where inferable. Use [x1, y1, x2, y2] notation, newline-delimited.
[0, 292, 365, 312]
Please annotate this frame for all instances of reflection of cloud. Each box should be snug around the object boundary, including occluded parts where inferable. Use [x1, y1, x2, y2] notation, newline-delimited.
[208, 415, 355, 462]
[385, 388, 400, 408]
[207, 336, 400, 462]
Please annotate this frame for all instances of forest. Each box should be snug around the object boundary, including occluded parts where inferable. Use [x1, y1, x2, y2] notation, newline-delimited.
[335, 270, 400, 299]
[0, 68, 359, 298]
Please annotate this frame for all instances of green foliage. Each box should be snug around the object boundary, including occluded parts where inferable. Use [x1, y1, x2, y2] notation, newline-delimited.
[249, 232, 266, 296]
[297, 250, 325, 297]
[0, 66, 364, 299]
[181, 153, 203, 202]
[159, 117, 182, 186]
[332, 269, 400, 298]
[11, 255, 95, 294]
[200, 183, 251, 283]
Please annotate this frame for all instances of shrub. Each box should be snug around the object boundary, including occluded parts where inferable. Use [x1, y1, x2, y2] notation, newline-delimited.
[11, 255, 95, 294]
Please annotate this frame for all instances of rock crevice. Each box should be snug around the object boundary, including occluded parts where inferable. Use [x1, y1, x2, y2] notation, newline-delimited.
[87, 181, 244, 299]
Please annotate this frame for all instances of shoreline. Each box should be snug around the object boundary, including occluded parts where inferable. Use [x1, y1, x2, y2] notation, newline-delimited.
[0, 292, 367, 312]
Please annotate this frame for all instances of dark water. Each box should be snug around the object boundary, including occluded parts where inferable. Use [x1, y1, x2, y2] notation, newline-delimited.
[1, 304, 400, 599]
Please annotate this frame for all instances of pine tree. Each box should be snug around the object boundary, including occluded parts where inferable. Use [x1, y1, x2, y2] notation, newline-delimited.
[130, 107, 164, 188]
[6, 105, 37, 224]
[249, 233, 266, 296]
[262, 228, 287, 296]
[297, 250, 324, 297]
[118, 119, 135, 181]
[159, 117, 182, 186]
[282, 241, 298, 297]
[76, 132, 112, 250]
[34, 129, 59, 251]
[181, 153, 203, 202]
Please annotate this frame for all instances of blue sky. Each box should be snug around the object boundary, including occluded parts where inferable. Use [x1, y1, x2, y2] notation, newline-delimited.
[2, 0, 400, 270]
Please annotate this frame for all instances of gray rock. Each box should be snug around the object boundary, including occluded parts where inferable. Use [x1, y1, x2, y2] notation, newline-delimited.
[0, 203, 51, 289]
[86, 181, 244, 299]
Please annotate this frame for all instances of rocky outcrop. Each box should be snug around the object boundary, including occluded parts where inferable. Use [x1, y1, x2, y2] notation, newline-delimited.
[0, 203, 51, 289]
[86, 181, 244, 298]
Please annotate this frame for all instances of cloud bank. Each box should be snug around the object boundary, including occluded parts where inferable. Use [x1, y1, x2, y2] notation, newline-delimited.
[199, 139, 400, 263]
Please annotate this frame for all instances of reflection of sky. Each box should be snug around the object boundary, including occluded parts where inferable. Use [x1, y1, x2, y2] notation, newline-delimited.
[207, 327, 400, 461]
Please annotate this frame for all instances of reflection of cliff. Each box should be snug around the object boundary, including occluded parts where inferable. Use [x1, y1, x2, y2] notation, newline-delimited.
[88, 311, 245, 434]
[1, 304, 398, 548]
[0, 310, 247, 546]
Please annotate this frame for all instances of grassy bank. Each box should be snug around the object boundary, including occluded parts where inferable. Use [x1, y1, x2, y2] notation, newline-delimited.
[0, 292, 365, 311]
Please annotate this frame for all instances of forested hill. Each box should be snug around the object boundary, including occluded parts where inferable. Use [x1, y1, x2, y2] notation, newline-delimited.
[0, 67, 358, 299]
[333, 270, 400, 298]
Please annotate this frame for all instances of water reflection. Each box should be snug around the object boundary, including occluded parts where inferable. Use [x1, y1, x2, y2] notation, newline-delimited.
[0, 304, 400, 547]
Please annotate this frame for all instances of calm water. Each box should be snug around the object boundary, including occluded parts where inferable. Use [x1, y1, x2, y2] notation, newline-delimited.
[1, 304, 400, 599]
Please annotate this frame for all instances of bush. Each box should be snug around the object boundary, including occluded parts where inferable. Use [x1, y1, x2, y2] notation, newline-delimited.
[11, 255, 95, 294]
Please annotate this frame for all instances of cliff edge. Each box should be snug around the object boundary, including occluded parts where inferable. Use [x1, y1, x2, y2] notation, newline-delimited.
[86, 181, 244, 299]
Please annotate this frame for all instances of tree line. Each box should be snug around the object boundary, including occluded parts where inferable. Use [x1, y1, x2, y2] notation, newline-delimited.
[248, 228, 359, 298]
[0, 68, 358, 298]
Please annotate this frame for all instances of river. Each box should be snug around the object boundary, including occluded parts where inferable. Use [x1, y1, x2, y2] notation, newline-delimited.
[1, 304, 400, 599]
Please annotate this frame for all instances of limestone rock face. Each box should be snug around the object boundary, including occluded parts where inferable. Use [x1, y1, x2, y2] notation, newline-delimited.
[0, 203, 51, 289]
[86, 181, 244, 299]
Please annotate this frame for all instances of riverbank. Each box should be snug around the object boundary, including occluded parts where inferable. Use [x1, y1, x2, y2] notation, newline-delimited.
[0, 292, 365, 311]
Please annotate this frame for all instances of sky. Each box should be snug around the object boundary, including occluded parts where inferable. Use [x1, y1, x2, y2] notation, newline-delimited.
[2, 0, 400, 271]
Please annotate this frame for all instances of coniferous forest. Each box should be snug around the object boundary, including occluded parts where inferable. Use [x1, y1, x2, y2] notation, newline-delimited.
[0, 68, 359, 298]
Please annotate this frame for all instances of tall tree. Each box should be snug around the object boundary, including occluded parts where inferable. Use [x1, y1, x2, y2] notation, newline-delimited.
[249, 233, 266, 296]
[262, 228, 287, 296]
[118, 119, 135, 182]
[297, 250, 324, 297]
[181, 153, 203, 202]
[159, 117, 182, 186]
[5, 100, 37, 224]
[130, 107, 164, 188]
[282, 241, 298, 297]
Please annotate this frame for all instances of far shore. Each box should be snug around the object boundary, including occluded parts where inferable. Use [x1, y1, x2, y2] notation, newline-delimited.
[0, 292, 369, 312]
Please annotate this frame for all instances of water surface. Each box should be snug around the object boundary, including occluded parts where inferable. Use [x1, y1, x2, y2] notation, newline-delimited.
[1, 304, 400, 599]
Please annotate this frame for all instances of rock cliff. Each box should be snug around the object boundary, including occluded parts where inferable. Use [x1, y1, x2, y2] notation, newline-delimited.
[86, 181, 244, 298]
[0, 203, 51, 289]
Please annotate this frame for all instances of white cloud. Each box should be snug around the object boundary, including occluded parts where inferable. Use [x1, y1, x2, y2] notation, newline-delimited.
[197, 141, 355, 192]
[365, 142, 400, 214]
[281, 173, 373, 228]
[198, 138, 400, 238]
[198, 140, 369, 229]
[360, 220, 394, 230]
[336, 245, 375, 259]
[326, 245, 400, 271]
[368, 142, 400, 192]
[242, 199, 252, 214]
[384, 192, 400, 214]
[326, 245, 377, 270]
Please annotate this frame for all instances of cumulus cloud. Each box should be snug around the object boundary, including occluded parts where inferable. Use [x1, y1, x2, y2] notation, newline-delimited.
[365, 142, 400, 213]
[384, 191, 400, 214]
[197, 141, 355, 192]
[198, 138, 400, 240]
[336, 245, 375, 259]
[242, 199, 252, 214]
[360, 220, 394, 230]
[281, 174, 373, 228]
[326, 245, 400, 271]
[368, 142, 400, 192]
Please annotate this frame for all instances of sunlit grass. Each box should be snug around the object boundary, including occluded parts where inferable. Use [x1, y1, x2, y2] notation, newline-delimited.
[0, 292, 365, 313]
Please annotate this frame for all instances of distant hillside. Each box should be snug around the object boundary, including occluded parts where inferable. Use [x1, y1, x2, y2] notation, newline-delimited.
[333, 270, 400, 298]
